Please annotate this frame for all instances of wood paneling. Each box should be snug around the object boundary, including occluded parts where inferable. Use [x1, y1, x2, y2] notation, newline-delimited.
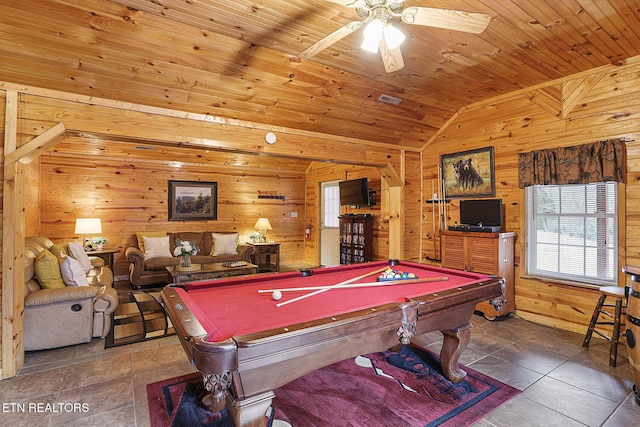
[421, 59, 640, 334]
[38, 143, 308, 278]
[4, 0, 640, 377]
[25, 161, 40, 233]
[2, 1, 640, 148]
[15, 92, 402, 167]
[303, 153, 423, 265]
[305, 163, 385, 266]
[400, 151, 422, 262]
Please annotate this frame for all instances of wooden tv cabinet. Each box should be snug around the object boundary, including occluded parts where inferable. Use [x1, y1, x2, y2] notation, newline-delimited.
[441, 230, 517, 319]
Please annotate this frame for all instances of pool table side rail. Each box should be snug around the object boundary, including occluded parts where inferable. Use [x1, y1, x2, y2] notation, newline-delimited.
[161, 274, 504, 394]
[179, 260, 479, 291]
[161, 286, 239, 375]
[231, 276, 504, 399]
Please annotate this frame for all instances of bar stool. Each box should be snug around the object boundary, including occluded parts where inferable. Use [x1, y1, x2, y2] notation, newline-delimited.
[583, 286, 627, 367]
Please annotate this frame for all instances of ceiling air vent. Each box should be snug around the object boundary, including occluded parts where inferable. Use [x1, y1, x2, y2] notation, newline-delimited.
[134, 145, 155, 151]
[378, 94, 402, 105]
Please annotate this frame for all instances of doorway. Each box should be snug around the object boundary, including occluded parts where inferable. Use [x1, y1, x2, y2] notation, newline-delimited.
[320, 180, 340, 266]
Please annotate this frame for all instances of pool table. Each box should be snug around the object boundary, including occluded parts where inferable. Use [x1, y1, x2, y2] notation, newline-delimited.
[161, 260, 505, 427]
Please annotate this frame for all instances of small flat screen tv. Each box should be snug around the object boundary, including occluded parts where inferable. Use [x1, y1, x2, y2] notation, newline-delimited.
[339, 178, 370, 206]
[459, 198, 503, 226]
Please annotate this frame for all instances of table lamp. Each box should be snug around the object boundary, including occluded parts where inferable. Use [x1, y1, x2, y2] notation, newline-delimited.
[75, 217, 102, 249]
[254, 218, 272, 242]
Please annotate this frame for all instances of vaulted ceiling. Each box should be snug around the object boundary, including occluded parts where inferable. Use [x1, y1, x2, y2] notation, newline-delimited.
[2, 0, 640, 150]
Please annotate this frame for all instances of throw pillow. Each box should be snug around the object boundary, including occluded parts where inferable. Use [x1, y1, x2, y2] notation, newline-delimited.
[67, 241, 93, 273]
[59, 255, 90, 287]
[211, 233, 238, 256]
[136, 231, 167, 253]
[143, 235, 172, 259]
[34, 250, 65, 289]
[49, 243, 69, 258]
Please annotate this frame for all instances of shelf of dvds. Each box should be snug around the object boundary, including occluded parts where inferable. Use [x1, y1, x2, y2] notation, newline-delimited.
[339, 214, 373, 264]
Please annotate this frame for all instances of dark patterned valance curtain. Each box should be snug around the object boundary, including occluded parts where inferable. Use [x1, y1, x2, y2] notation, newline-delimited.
[518, 138, 626, 188]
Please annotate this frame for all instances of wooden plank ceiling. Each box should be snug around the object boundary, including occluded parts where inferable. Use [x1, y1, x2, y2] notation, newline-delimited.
[1, 0, 640, 150]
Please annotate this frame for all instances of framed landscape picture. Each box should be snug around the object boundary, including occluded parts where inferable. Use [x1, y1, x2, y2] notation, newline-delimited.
[168, 180, 217, 221]
[440, 147, 495, 198]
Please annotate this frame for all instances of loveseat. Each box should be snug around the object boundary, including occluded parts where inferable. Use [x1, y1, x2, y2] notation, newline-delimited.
[24, 236, 119, 351]
[125, 231, 255, 288]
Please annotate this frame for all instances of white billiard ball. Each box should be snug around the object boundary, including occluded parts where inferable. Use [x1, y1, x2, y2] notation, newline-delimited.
[272, 291, 282, 301]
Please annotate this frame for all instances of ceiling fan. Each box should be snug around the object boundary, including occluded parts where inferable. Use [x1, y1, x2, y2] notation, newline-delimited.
[298, 0, 491, 73]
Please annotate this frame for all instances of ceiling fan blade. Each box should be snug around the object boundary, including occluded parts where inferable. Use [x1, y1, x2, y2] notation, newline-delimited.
[379, 37, 404, 73]
[298, 21, 362, 59]
[401, 7, 491, 34]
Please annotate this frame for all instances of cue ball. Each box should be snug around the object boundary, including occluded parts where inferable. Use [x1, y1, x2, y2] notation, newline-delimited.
[272, 291, 282, 301]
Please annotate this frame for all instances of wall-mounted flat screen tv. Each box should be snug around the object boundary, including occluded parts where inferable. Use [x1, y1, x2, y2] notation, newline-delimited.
[460, 198, 503, 226]
[339, 178, 370, 206]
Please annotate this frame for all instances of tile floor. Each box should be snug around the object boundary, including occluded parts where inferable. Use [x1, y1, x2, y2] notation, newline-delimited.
[2, 313, 639, 426]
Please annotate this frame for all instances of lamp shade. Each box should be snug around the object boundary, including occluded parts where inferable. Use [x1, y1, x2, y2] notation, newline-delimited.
[361, 19, 384, 53]
[75, 218, 102, 234]
[361, 19, 405, 53]
[254, 218, 272, 230]
[384, 24, 405, 49]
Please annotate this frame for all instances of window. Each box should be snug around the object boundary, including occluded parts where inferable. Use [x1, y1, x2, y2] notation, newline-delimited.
[322, 183, 340, 228]
[526, 182, 617, 286]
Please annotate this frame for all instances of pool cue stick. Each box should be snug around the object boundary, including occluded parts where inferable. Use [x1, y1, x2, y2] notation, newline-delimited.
[441, 168, 447, 231]
[259, 276, 449, 293]
[431, 180, 436, 258]
[276, 265, 389, 308]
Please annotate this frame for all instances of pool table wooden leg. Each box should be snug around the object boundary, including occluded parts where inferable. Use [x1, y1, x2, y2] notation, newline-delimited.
[439, 325, 471, 383]
[202, 371, 233, 412]
[227, 391, 275, 427]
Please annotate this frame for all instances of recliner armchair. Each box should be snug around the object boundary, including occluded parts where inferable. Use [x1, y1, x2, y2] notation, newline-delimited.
[24, 236, 119, 351]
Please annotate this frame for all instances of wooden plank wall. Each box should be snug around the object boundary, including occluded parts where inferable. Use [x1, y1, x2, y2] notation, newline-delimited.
[25, 161, 39, 232]
[4, 89, 411, 282]
[304, 163, 385, 265]
[37, 145, 307, 278]
[304, 152, 423, 266]
[421, 60, 640, 334]
[402, 151, 423, 262]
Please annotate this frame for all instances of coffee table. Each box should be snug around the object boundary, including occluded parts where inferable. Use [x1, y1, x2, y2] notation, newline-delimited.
[166, 262, 258, 284]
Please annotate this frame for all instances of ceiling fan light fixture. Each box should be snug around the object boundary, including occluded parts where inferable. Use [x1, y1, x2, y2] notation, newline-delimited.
[384, 23, 405, 49]
[361, 18, 384, 53]
[300, 1, 491, 74]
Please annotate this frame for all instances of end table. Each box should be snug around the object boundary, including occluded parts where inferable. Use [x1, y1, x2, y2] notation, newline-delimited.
[86, 248, 118, 271]
[248, 242, 280, 273]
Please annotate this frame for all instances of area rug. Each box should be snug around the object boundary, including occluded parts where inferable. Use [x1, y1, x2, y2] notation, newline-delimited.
[147, 345, 519, 427]
[105, 290, 175, 348]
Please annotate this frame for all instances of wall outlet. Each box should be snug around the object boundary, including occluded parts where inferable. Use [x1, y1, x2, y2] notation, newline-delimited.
[291, 212, 298, 218]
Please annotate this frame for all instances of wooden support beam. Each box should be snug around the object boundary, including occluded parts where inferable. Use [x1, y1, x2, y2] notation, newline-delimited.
[0, 98, 66, 379]
[378, 162, 404, 187]
[4, 122, 67, 167]
[2, 163, 25, 379]
[2, 90, 25, 379]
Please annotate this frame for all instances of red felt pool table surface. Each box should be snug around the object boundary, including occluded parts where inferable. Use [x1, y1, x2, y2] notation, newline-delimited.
[162, 260, 504, 426]
[174, 260, 490, 342]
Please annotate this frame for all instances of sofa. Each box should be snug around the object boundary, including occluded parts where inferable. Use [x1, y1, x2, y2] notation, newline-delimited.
[24, 236, 119, 351]
[125, 231, 255, 288]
